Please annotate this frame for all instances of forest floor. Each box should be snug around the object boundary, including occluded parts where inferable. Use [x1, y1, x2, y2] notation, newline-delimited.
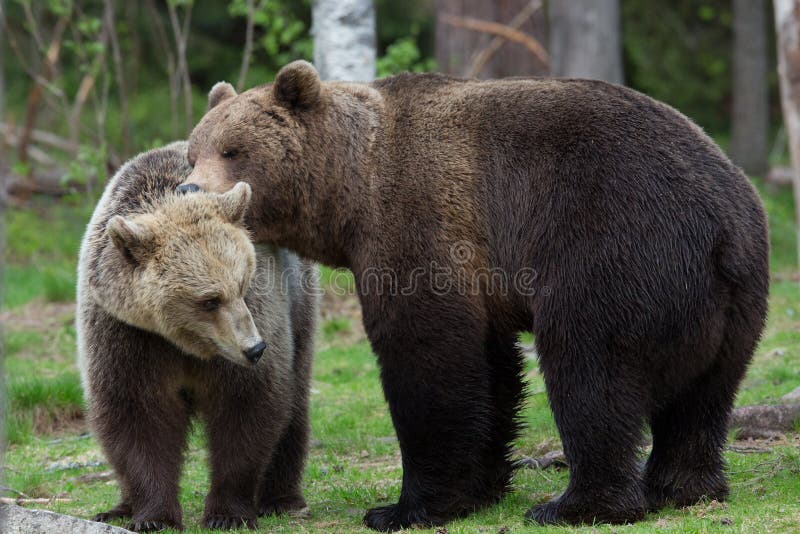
[3, 183, 800, 533]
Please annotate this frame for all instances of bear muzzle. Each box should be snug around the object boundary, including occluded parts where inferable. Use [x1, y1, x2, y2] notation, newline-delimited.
[243, 341, 267, 364]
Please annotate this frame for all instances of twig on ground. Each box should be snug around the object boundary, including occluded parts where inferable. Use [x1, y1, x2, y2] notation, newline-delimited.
[0, 486, 32, 499]
[0, 497, 72, 505]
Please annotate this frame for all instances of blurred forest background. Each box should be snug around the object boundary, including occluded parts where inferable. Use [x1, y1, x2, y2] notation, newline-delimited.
[0, 0, 791, 197]
[2, 2, 800, 531]
[1, 0, 798, 315]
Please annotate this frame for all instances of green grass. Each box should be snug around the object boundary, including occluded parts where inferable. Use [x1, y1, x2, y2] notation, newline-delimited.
[4, 197, 92, 308]
[2, 181, 799, 532]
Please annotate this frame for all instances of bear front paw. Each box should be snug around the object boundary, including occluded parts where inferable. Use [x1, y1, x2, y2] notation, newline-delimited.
[201, 514, 257, 530]
[525, 490, 646, 526]
[524, 501, 563, 525]
[93, 502, 132, 523]
[258, 494, 309, 517]
[363, 503, 440, 532]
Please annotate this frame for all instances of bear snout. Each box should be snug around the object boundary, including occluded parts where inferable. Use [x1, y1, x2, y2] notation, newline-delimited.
[243, 340, 267, 364]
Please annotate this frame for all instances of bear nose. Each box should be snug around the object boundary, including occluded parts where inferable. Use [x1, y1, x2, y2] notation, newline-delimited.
[176, 183, 202, 195]
[243, 341, 266, 364]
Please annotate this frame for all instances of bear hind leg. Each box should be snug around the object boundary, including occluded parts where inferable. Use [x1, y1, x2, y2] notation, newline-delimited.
[526, 338, 648, 525]
[257, 406, 310, 517]
[644, 339, 751, 510]
[474, 329, 526, 503]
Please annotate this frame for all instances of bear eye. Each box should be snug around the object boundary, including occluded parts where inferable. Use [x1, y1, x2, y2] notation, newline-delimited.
[221, 149, 239, 159]
[200, 297, 221, 312]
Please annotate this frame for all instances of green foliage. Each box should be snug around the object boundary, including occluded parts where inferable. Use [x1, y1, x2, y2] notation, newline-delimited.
[42, 266, 76, 303]
[622, 0, 732, 132]
[622, 0, 778, 134]
[4, 198, 89, 308]
[753, 178, 798, 274]
[46, 0, 73, 18]
[62, 143, 108, 190]
[323, 316, 352, 339]
[228, 0, 313, 87]
[377, 36, 436, 78]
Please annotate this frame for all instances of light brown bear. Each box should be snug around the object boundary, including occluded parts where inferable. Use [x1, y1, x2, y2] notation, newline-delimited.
[183, 62, 768, 531]
[77, 141, 318, 531]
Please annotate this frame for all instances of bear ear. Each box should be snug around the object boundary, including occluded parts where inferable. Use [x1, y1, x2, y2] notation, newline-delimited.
[217, 182, 252, 224]
[107, 216, 155, 264]
[273, 60, 321, 110]
[208, 81, 237, 111]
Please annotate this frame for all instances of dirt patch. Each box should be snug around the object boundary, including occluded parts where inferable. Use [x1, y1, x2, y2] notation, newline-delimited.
[28, 406, 87, 437]
[1, 300, 76, 333]
[729, 433, 800, 452]
[319, 290, 366, 346]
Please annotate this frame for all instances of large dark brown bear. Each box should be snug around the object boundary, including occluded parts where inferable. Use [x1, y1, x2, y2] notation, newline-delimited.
[183, 61, 769, 530]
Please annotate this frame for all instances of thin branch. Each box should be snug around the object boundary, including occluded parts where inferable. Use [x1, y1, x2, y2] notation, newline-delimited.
[1, 24, 67, 100]
[167, 1, 194, 136]
[468, 0, 544, 78]
[0, 122, 77, 152]
[104, 0, 131, 158]
[441, 13, 549, 68]
[144, 0, 179, 138]
[237, 0, 257, 91]
[0, 486, 31, 499]
[17, 14, 70, 166]
[21, 1, 46, 54]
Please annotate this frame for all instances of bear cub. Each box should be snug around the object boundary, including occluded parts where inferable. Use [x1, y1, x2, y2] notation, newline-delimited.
[77, 142, 317, 531]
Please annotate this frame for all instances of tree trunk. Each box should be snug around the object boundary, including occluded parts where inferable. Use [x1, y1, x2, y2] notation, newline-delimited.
[731, 0, 769, 175]
[548, 0, 623, 83]
[312, 0, 376, 81]
[435, 0, 549, 78]
[774, 0, 800, 268]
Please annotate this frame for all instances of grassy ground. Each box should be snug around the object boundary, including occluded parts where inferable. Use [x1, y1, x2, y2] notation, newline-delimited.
[2, 183, 800, 533]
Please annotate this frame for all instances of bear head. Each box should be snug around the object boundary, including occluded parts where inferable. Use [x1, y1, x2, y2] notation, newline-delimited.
[183, 61, 324, 225]
[106, 182, 267, 366]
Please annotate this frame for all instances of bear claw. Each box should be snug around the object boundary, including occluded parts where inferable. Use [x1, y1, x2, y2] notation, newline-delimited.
[258, 495, 310, 517]
[524, 502, 563, 525]
[201, 514, 257, 530]
[93, 501, 132, 523]
[127, 519, 179, 532]
[363, 503, 438, 532]
[93, 509, 131, 523]
[525, 496, 645, 526]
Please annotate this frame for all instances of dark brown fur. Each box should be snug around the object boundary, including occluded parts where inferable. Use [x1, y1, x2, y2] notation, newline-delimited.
[185, 63, 769, 530]
[77, 142, 318, 531]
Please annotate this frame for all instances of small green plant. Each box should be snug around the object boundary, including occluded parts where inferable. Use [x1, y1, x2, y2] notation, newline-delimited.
[377, 36, 436, 77]
[228, 0, 313, 83]
[61, 143, 108, 192]
[323, 316, 352, 339]
[42, 265, 76, 303]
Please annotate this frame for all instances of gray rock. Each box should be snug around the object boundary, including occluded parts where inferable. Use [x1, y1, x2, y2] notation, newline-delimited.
[0, 504, 133, 534]
[730, 403, 800, 439]
[781, 386, 800, 403]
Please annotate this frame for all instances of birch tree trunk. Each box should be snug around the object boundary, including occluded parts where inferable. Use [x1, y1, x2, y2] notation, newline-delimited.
[731, 0, 769, 175]
[312, 0, 376, 81]
[774, 0, 800, 268]
[548, 0, 623, 83]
